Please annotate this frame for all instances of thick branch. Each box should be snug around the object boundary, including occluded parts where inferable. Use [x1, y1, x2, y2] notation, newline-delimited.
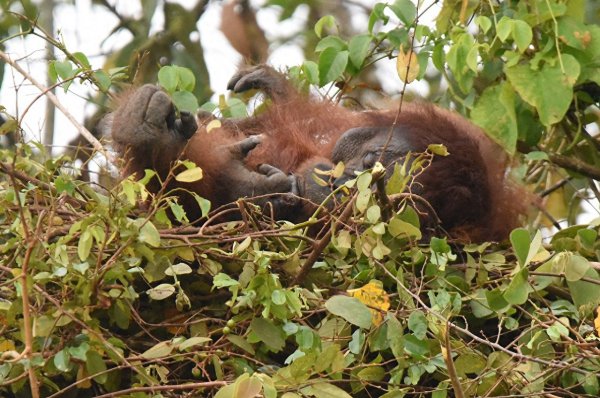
[549, 153, 600, 181]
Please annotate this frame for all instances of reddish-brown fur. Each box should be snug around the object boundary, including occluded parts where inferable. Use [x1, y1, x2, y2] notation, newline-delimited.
[107, 66, 523, 242]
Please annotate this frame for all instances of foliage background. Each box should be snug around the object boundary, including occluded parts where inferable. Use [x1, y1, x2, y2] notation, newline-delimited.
[1, 0, 600, 397]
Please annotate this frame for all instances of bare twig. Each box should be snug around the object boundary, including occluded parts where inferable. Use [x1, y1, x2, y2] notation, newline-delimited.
[0, 49, 113, 162]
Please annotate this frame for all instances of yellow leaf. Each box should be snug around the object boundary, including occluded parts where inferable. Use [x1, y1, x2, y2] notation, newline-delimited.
[332, 162, 346, 179]
[206, 119, 222, 133]
[77, 364, 92, 389]
[348, 281, 390, 326]
[595, 307, 600, 336]
[175, 167, 203, 183]
[0, 339, 15, 351]
[396, 45, 419, 84]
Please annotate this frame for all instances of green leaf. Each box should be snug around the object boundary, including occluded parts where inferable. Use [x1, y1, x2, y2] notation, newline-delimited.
[214, 383, 235, 398]
[158, 65, 178, 93]
[78, 230, 93, 261]
[428, 143, 449, 156]
[454, 352, 486, 375]
[234, 374, 263, 398]
[388, 218, 422, 239]
[314, 15, 336, 38]
[147, 284, 176, 300]
[325, 295, 372, 329]
[53, 60, 73, 80]
[475, 16, 492, 33]
[192, 193, 211, 218]
[0, 117, 17, 135]
[432, 42, 445, 71]
[356, 172, 373, 192]
[250, 318, 285, 352]
[141, 341, 174, 359]
[546, 320, 569, 341]
[93, 70, 112, 91]
[578, 228, 598, 249]
[349, 328, 365, 354]
[471, 82, 518, 154]
[213, 273, 240, 289]
[403, 334, 429, 357]
[172, 91, 199, 113]
[512, 20, 532, 53]
[486, 288, 510, 312]
[389, 0, 417, 25]
[302, 60, 319, 85]
[169, 200, 187, 222]
[407, 310, 427, 340]
[503, 268, 529, 305]
[510, 229, 542, 269]
[54, 350, 71, 372]
[227, 335, 256, 355]
[165, 263, 193, 276]
[318, 48, 349, 86]
[466, 45, 479, 72]
[567, 267, 600, 314]
[505, 54, 580, 126]
[557, 16, 591, 50]
[564, 254, 590, 282]
[175, 167, 203, 182]
[510, 228, 530, 268]
[357, 366, 386, 382]
[176, 66, 196, 91]
[496, 17, 512, 42]
[86, 350, 108, 384]
[233, 236, 252, 254]
[366, 205, 381, 223]
[445, 33, 476, 93]
[525, 151, 549, 161]
[369, 3, 388, 33]
[315, 36, 347, 52]
[301, 382, 353, 398]
[470, 289, 494, 318]
[226, 97, 248, 118]
[583, 372, 600, 396]
[179, 336, 211, 351]
[73, 52, 91, 68]
[139, 220, 161, 247]
[68, 342, 90, 361]
[271, 289, 287, 305]
[348, 34, 371, 68]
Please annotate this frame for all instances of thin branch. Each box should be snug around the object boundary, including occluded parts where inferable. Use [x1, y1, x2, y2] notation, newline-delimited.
[0, 49, 113, 162]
